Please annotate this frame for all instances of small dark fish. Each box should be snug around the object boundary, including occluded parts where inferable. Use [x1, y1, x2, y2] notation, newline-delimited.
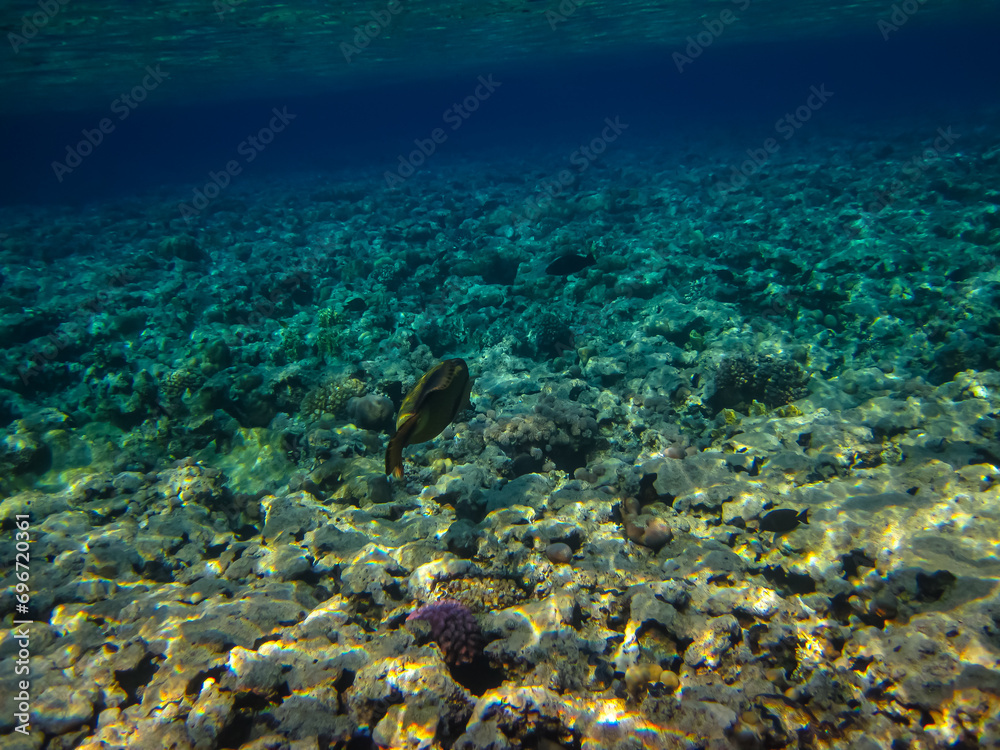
[760, 508, 809, 533]
[345, 297, 366, 312]
[546, 252, 595, 276]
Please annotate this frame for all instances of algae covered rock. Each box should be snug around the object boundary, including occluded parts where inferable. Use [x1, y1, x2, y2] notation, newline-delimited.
[346, 393, 394, 430]
[156, 234, 204, 262]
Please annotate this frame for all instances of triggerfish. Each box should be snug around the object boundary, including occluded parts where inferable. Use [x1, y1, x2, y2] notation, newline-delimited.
[385, 358, 472, 478]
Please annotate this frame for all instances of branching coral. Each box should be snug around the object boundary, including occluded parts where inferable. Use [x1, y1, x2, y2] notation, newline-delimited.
[316, 306, 346, 359]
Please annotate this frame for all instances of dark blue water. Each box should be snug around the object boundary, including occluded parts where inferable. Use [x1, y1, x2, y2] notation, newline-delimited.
[3, 4, 1000, 749]
[2, 17, 997, 207]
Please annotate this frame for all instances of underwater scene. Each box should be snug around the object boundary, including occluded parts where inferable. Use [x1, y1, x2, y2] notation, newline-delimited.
[3, 0, 1000, 748]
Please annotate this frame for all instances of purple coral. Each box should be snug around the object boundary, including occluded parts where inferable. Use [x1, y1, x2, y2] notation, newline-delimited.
[406, 599, 483, 665]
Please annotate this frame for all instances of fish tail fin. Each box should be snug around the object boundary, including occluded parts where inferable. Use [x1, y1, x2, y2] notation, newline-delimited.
[385, 415, 418, 478]
[799, 509, 809, 524]
[385, 434, 405, 478]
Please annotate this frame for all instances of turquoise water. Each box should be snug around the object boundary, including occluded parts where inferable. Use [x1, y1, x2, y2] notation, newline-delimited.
[2, 0, 990, 112]
[2, 2, 1000, 749]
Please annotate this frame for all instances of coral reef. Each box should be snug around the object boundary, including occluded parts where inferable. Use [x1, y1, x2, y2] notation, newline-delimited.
[2, 111, 1000, 750]
[483, 392, 600, 473]
[710, 353, 810, 411]
[346, 393, 394, 431]
[406, 599, 485, 665]
[525, 310, 575, 360]
[621, 495, 674, 551]
[300, 377, 366, 421]
[158, 366, 201, 401]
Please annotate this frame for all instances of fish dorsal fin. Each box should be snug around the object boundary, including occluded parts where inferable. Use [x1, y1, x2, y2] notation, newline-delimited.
[426, 359, 464, 394]
[398, 360, 459, 421]
[428, 359, 468, 413]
